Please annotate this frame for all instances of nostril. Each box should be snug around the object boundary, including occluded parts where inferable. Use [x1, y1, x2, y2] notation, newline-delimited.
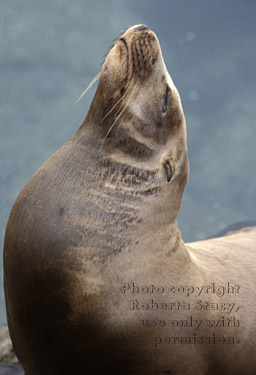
[134, 25, 149, 32]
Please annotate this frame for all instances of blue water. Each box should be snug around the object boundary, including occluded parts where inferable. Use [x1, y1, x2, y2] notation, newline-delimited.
[1, 0, 255, 325]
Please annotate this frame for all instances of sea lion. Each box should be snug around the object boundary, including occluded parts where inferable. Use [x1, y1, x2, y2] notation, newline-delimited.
[3, 25, 256, 375]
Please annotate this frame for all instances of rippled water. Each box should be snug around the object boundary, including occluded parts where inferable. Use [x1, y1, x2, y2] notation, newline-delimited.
[1, 0, 255, 325]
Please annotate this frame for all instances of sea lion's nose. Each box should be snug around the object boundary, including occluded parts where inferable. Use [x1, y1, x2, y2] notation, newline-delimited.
[134, 25, 149, 32]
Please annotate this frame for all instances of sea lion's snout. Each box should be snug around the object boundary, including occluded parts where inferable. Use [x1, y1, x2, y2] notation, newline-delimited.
[100, 25, 160, 116]
[115, 25, 159, 86]
[99, 25, 186, 147]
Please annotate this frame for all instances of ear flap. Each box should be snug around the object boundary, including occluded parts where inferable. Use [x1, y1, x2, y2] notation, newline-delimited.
[164, 159, 175, 182]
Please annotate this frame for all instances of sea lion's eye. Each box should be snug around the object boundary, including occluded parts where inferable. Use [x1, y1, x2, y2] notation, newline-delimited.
[162, 86, 170, 113]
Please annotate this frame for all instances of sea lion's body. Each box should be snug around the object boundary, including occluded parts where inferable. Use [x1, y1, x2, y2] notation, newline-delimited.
[3, 25, 256, 374]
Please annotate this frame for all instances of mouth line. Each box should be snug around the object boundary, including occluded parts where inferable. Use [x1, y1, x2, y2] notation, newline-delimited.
[119, 37, 130, 82]
[119, 37, 129, 54]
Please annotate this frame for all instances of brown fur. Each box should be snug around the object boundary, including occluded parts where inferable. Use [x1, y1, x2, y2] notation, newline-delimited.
[4, 25, 256, 374]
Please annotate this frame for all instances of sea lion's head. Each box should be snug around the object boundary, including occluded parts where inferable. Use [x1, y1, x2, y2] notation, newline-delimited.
[81, 25, 189, 225]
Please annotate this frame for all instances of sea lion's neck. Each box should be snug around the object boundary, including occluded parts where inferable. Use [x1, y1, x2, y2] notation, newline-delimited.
[137, 212, 190, 258]
[73, 108, 189, 260]
[69, 136, 187, 260]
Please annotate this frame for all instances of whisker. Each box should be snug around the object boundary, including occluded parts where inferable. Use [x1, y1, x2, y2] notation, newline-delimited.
[100, 78, 139, 151]
[100, 64, 144, 151]
[115, 69, 144, 137]
[97, 36, 148, 152]
[74, 72, 101, 105]
[101, 38, 122, 66]
[111, 37, 119, 45]
[116, 85, 141, 137]
[102, 45, 114, 61]
[100, 65, 134, 123]
[100, 27, 129, 66]
[114, 61, 144, 120]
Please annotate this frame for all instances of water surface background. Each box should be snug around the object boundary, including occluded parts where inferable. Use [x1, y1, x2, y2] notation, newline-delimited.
[1, 0, 255, 325]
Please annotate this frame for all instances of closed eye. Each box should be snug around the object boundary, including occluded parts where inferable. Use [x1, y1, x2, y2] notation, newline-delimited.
[162, 86, 170, 113]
